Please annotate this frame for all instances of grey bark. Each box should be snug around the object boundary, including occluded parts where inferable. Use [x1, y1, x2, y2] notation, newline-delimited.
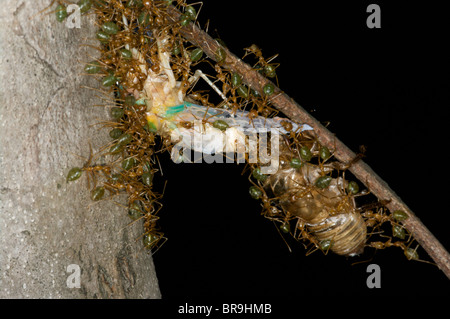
[0, 0, 161, 298]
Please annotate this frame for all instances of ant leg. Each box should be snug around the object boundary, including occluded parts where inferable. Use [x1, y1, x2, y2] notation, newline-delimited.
[188, 69, 227, 102]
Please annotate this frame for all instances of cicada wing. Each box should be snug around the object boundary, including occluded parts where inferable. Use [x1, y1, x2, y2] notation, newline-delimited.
[171, 102, 313, 134]
[167, 103, 313, 156]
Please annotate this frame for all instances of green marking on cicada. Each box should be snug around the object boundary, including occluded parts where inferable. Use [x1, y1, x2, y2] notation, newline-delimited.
[147, 121, 157, 133]
[165, 104, 186, 116]
[135, 98, 146, 106]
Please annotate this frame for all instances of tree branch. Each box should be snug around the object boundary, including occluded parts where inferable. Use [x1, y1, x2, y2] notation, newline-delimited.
[166, 6, 450, 279]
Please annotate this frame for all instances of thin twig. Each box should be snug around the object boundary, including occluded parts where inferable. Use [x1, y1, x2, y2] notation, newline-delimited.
[166, 6, 450, 279]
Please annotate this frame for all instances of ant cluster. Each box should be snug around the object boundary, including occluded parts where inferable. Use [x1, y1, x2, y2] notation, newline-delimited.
[53, 0, 419, 260]
[247, 133, 419, 259]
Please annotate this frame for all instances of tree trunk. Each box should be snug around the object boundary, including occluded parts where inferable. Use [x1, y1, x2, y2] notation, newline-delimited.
[0, 0, 160, 298]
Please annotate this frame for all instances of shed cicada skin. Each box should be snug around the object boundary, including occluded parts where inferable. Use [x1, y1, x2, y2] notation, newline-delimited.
[249, 132, 420, 260]
[254, 136, 367, 256]
[262, 139, 367, 256]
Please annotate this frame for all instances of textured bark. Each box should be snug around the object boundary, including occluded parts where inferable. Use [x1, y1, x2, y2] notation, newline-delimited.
[0, 0, 160, 298]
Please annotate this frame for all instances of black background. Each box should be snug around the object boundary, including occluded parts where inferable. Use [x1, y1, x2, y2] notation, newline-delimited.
[152, 1, 450, 298]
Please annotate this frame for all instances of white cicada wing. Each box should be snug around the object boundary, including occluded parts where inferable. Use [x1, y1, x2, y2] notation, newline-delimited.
[168, 102, 313, 155]
[174, 103, 313, 134]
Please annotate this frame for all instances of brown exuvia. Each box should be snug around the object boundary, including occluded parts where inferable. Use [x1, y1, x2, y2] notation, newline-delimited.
[264, 142, 367, 256]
